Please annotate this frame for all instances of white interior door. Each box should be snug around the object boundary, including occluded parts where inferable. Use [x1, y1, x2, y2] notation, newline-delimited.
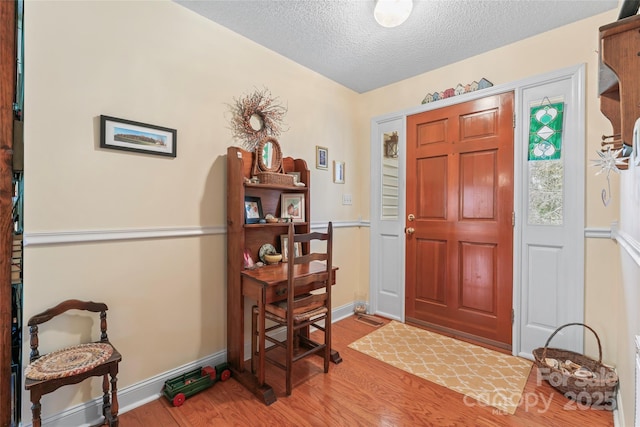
[516, 68, 585, 358]
[369, 66, 585, 355]
[369, 116, 405, 321]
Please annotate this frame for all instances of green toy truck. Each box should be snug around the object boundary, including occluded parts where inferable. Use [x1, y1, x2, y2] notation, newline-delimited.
[162, 362, 231, 407]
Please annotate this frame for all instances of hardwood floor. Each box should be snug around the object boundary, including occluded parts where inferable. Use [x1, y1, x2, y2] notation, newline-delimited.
[119, 316, 614, 426]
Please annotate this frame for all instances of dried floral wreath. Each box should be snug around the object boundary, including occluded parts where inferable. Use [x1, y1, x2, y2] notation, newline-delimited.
[228, 88, 288, 151]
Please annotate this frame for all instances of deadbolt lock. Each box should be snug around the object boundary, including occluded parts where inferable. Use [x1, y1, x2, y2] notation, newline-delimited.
[408, 214, 415, 221]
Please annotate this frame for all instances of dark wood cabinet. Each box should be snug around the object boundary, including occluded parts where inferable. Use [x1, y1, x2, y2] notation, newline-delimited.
[226, 146, 311, 372]
[599, 14, 640, 166]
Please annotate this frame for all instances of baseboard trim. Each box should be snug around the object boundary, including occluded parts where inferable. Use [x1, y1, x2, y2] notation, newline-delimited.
[613, 384, 623, 427]
[25, 303, 356, 427]
[22, 350, 227, 427]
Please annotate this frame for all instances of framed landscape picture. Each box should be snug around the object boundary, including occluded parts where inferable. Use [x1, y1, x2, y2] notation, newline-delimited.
[100, 115, 177, 157]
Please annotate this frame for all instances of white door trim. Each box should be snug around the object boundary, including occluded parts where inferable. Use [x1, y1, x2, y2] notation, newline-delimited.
[515, 66, 586, 358]
[369, 64, 586, 355]
[369, 115, 406, 321]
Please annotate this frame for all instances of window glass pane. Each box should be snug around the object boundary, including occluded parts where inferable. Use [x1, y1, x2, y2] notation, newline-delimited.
[528, 100, 564, 225]
[382, 131, 399, 220]
[528, 160, 563, 225]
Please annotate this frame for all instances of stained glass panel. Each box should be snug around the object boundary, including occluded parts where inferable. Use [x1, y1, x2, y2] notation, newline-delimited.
[528, 102, 564, 161]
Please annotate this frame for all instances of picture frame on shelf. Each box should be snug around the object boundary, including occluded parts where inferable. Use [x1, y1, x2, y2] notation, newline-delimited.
[244, 196, 263, 224]
[333, 160, 345, 184]
[316, 145, 328, 170]
[100, 115, 177, 157]
[280, 234, 302, 262]
[280, 193, 305, 222]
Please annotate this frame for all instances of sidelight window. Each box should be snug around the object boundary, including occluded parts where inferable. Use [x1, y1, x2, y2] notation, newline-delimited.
[381, 131, 399, 220]
[527, 99, 565, 225]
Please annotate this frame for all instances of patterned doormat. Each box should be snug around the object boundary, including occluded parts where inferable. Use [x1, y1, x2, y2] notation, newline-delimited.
[348, 321, 532, 414]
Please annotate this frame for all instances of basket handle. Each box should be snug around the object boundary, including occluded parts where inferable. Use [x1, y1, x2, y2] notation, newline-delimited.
[541, 322, 602, 364]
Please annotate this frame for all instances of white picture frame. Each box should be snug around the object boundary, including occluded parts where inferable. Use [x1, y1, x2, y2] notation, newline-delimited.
[333, 160, 345, 184]
[280, 193, 305, 222]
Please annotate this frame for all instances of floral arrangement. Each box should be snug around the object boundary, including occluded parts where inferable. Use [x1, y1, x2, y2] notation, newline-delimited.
[228, 88, 288, 151]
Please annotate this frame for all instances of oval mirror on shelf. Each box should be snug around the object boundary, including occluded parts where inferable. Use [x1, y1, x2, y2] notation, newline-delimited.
[256, 137, 282, 173]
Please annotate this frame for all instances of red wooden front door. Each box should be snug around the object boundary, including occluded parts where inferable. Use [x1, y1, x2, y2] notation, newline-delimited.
[405, 92, 514, 348]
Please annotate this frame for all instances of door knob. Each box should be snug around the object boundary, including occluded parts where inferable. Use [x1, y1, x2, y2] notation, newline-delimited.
[406, 227, 415, 235]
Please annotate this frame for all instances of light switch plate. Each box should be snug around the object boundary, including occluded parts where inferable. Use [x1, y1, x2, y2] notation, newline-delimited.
[342, 194, 352, 205]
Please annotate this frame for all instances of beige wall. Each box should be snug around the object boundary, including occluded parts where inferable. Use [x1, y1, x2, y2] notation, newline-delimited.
[358, 8, 630, 420]
[23, 0, 363, 415]
[360, 10, 622, 353]
[23, 0, 632, 422]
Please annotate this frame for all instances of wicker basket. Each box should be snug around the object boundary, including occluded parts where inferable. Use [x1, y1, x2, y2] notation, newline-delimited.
[532, 323, 618, 408]
[256, 171, 295, 186]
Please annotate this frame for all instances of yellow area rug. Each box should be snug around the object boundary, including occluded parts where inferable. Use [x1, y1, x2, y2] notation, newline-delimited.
[348, 320, 532, 414]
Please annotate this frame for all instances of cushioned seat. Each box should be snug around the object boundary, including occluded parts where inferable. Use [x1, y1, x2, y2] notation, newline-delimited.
[25, 342, 114, 381]
[264, 293, 327, 321]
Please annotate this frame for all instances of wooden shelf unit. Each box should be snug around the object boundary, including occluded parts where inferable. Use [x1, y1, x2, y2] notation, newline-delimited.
[226, 146, 311, 372]
[599, 14, 640, 166]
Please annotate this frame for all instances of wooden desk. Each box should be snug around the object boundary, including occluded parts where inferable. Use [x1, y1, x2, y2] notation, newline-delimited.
[229, 261, 341, 405]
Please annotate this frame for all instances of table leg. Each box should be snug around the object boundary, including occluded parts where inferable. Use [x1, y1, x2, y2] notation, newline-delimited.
[257, 301, 266, 385]
[230, 368, 277, 405]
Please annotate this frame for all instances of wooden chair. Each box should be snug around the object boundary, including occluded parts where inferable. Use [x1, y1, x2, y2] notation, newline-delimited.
[24, 299, 122, 427]
[251, 222, 333, 395]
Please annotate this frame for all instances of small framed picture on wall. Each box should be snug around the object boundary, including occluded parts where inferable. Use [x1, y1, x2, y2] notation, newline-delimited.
[333, 161, 345, 184]
[316, 146, 328, 170]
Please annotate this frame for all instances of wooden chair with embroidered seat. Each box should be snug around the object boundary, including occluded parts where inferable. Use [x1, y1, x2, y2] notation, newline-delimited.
[24, 299, 122, 427]
[251, 221, 333, 395]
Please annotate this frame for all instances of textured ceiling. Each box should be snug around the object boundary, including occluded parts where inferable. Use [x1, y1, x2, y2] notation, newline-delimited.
[176, 0, 619, 93]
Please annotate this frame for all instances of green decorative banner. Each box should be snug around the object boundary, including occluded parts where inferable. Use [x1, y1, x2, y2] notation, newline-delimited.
[529, 102, 564, 161]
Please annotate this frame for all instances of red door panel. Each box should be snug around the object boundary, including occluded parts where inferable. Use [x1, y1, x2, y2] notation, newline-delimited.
[406, 92, 514, 348]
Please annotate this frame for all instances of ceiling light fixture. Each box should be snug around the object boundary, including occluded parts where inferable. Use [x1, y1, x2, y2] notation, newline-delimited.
[374, 0, 413, 28]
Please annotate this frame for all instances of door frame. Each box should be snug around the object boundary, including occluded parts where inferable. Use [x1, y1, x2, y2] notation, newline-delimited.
[369, 115, 407, 321]
[370, 64, 586, 355]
